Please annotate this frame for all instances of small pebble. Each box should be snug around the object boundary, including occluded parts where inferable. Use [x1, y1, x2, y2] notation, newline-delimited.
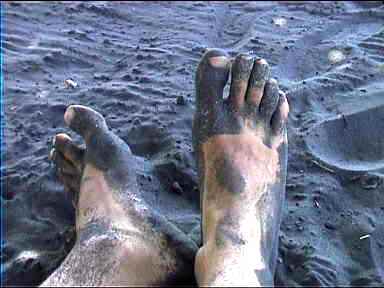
[328, 49, 346, 64]
[176, 95, 186, 105]
[64, 79, 78, 89]
[325, 222, 336, 230]
[171, 181, 183, 195]
[272, 17, 287, 27]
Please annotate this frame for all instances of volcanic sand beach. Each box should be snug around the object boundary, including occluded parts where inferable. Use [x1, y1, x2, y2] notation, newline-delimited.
[2, 1, 384, 286]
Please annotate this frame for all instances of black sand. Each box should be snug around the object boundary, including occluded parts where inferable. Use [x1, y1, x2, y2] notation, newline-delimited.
[2, 1, 384, 286]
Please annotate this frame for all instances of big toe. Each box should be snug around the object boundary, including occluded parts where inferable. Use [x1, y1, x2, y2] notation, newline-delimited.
[64, 105, 108, 141]
[195, 49, 230, 112]
[64, 104, 133, 172]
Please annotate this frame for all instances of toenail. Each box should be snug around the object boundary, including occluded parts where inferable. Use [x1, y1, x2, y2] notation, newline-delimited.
[208, 56, 229, 68]
[64, 106, 75, 126]
[256, 58, 268, 65]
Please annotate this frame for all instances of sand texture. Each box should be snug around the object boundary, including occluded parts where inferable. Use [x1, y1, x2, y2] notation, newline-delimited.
[2, 1, 384, 286]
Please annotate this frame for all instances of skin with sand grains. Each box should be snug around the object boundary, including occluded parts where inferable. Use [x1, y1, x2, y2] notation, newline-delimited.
[192, 49, 289, 286]
[42, 49, 289, 286]
[42, 105, 197, 286]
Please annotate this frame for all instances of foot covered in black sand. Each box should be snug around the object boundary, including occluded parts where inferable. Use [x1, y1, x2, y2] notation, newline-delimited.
[44, 105, 196, 286]
[193, 49, 289, 286]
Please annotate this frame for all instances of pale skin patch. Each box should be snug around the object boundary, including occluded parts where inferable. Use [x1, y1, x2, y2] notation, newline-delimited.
[77, 164, 140, 234]
[45, 163, 177, 286]
[41, 224, 176, 287]
[64, 105, 75, 126]
[195, 131, 282, 286]
[110, 237, 177, 286]
[201, 132, 280, 241]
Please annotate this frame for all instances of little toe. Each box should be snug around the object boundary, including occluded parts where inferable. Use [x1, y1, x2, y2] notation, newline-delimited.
[246, 58, 270, 107]
[259, 78, 280, 123]
[271, 91, 289, 135]
[195, 49, 231, 112]
[64, 105, 108, 142]
[228, 53, 254, 110]
[53, 133, 84, 171]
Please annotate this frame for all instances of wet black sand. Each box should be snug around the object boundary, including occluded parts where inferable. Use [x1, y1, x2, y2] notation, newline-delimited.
[2, 1, 384, 286]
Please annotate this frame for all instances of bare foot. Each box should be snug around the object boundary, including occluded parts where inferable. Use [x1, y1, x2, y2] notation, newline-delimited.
[193, 50, 289, 286]
[42, 105, 196, 286]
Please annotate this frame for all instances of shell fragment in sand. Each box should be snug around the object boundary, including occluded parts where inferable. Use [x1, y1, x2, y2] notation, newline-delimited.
[272, 17, 287, 27]
[359, 234, 370, 240]
[328, 49, 346, 64]
[64, 79, 78, 89]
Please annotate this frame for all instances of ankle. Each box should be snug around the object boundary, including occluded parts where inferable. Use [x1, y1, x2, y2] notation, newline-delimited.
[77, 188, 142, 235]
[195, 242, 273, 286]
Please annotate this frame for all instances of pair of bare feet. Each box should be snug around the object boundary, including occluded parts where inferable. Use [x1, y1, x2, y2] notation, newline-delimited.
[41, 49, 289, 287]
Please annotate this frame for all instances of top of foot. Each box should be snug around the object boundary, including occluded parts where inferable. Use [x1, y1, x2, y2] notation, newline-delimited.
[192, 49, 290, 284]
[48, 105, 198, 286]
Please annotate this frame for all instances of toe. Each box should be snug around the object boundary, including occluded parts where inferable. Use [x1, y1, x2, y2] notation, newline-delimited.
[53, 133, 84, 171]
[50, 149, 78, 176]
[195, 49, 230, 112]
[271, 91, 289, 135]
[50, 148, 81, 200]
[64, 105, 108, 141]
[259, 78, 280, 122]
[229, 53, 254, 110]
[246, 58, 270, 107]
[64, 105, 133, 177]
[59, 105, 136, 194]
[58, 172, 81, 206]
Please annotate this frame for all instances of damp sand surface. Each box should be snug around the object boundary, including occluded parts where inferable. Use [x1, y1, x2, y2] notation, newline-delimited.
[2, 1, 384, 286]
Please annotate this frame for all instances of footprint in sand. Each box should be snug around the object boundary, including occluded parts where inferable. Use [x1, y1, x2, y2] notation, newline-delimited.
[305, 105, 384, 172]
